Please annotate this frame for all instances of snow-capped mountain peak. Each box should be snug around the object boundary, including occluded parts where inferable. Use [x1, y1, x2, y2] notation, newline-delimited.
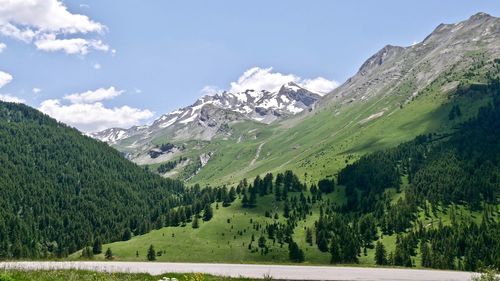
[91, 82, 321, 143]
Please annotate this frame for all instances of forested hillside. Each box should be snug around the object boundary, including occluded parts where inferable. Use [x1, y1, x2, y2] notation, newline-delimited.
[0, 102, 210, 258]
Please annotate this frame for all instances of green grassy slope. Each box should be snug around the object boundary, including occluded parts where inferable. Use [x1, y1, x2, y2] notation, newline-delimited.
[187, 56, 492, 186]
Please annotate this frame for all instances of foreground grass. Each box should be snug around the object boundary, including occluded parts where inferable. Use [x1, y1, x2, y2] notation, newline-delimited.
[0, 270, 256, 281]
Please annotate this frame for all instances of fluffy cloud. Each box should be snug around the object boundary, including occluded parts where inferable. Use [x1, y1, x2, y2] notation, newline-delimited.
[300, 77, 339, 94]
[0, 71, 24, 103]
[0, 42, 5, 53]
[0, 0, 109, 55]
[34, 34, 109, 55]
[0, 94, 25, 103]
[0, 70, 12, 88]
[38, 87, 153, 132]
[32, 87, 42, 94]
[64, 87, 122, 104]
[228, 67, 338, 95]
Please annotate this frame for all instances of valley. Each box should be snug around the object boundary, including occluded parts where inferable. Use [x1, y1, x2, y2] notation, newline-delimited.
[0, 7, 499, 281]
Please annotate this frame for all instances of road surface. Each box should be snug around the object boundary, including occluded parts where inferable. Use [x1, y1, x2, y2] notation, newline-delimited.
[0, 261, 477, 281]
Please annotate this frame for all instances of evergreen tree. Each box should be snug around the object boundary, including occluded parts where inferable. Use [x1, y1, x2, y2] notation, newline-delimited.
[122, 228, 132, 241]
[258, 235, 267, 249]
[147, 245, 156, 261]
[375, 241, 387, 265]
[288, 240, 305, 262]
[192, 215, 200, 229]
[305, 228, 313, 246]
[203, 204, 213, 221]
[105, 248, 113, 260]
[92, 238, 102, 255]
[330, 237, 342, 264]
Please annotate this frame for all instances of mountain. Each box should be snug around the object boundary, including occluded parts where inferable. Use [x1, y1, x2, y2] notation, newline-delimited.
[319, 12, 499, 108]
[91, 82, 321, 144]
[94, 13, 499, 186]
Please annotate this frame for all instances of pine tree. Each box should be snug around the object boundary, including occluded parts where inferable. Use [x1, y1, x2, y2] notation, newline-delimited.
[375, 241, 387, 265]
[105, 248, 113, 260]
[305, 228, 313, 245]
[288, 240, 305, 262]
[420, 240, 431, 268]
[92, 238, 102, 255]
[122, 228, 132, 241]
[330, 237, 341, 264]
[258, 235, 267, 249]
[147, 245, 156, 261]
[203, 204, 213, 221]
[192, 215, 200, 229]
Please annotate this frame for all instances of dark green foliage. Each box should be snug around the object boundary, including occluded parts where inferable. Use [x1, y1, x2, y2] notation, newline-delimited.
[122, 228, 132, 241]
[81, 246, 93, 259]
[420, 240, 431, 268]
[288, 239, 304, 262]
[92, 238, 102, 255]
[0, 102, 186, 259]
[374, 241, 387, 265]
[317, 178, 335, 194]
[305, 228, 313, 246]
[192, 215, 200, 228]
[258, 235, 267, 248]
[448, 104, 462, 120]
[157, 161, 177, 173]
[147, 245, 156, 261]
[203, 204, 213, 221]
[105, 248, 113, 260]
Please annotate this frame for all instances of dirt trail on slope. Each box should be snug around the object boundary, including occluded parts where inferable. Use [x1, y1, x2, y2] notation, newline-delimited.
[250, 142, 265, 166]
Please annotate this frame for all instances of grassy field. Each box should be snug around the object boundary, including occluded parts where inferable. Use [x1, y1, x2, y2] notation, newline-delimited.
[0, 270, 256, 281]
[70, 187, 497, 267]
[70, 191, 344, 264]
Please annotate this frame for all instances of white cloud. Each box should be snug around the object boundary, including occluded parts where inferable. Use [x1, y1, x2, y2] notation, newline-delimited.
[38, 86, 153, 132]
[64, 87, 122, 104]
[32, 87, 42, 94]
[135, 88, 142, 94]
[93, 63, 101, 70]
[0, 0, 104, 35]
[227, 67, 338, 95]
[0, 22, 36, 42]
[0, 71, 24, 103]
[300, 77, 339, 94]
[230, 67, 296, 93]
[0, 42, 6, 53]
[34, 34, 109, 55]
[0, 94, 25, 103]
[0, 0, 109, 55]
[0, 70, 12, 88]
[39, 100, 153, 132]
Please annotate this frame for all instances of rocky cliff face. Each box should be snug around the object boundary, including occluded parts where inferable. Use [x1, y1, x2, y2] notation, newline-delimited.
[319, 12, 500, 108]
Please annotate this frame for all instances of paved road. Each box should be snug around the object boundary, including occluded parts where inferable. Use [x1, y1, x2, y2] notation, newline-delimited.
[0, 261, 477, 281]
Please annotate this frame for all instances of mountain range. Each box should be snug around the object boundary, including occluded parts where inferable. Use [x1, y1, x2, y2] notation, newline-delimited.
[90, 12, 499, 185]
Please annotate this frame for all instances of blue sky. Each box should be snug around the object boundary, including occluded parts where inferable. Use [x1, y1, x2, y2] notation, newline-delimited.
[0, 0, 498, 132]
